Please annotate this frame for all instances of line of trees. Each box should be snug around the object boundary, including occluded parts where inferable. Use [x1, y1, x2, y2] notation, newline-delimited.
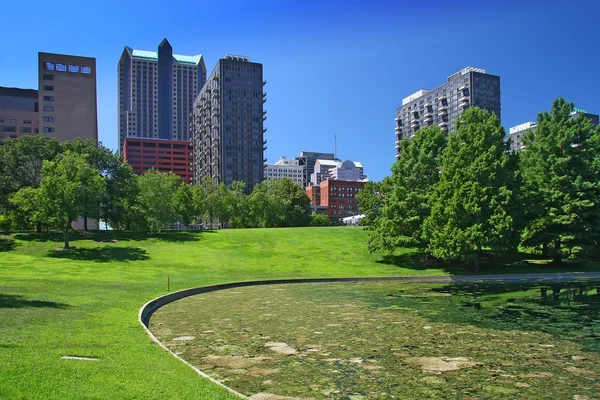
[358, 99, 600, 269]
[0, 137, 315, 248]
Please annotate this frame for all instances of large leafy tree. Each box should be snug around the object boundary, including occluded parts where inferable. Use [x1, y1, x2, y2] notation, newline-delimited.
[267, 178, 311, 227]
[366, 126, 447, 253]
[0, 135, 62, 229]
[520, 98, 600, 262]
[423, 107, 518, 270]
[136, 170, 180, 233]
[356, 179, 391, 229]
[62, 138, 120, 230]
[173, 182, 205, 228]
[12, 152, 105, 248]
[102, 162, 140, 230]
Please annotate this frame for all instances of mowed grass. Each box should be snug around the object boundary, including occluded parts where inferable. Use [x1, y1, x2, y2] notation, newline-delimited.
[0, 227, 433, 400]
[0, 227, 597, 399]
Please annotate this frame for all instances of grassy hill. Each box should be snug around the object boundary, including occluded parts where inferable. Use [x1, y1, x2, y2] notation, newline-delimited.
[0, 227, 437, 399]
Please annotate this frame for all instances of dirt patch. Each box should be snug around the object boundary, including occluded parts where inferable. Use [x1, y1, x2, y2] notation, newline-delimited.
[522, 372, 554, 378]
[264, 342, 297, 355]
[566, 367, 594, 376]
[172, 336, 195, 341]
[249, 394, 315, 400]
[201, 355, 271, 369]
[405, 357, 481, 373]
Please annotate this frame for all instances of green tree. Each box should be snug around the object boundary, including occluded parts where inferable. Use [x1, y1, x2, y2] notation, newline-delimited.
[267, 178, 311, 227]
[520, 98, 600, 262]
[366, 126, 447, 253]
[173, 183, 202, 228]
[310, 213, 331, 226]
[248, 181, 277, 228]
[62, 138, 120, 230]
[12, 152, 105, 248]
[423, 108, 518, 270]
[102, 163, 140, 230]
[0, 135, 62, 230]
[356, 179, 390, 228]
[137, 170, 180, 233]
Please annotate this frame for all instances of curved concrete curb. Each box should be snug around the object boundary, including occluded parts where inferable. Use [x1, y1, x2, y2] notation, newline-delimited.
[139, 272, 600, 398]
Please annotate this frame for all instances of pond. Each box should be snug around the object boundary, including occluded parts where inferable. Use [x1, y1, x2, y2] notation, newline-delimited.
[149, 281, 600, 399]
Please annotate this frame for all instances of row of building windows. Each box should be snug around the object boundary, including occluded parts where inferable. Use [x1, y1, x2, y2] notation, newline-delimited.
[45, 62, 92, 74]
[0, 118, 34, 124]
[0, 126, 41, 134]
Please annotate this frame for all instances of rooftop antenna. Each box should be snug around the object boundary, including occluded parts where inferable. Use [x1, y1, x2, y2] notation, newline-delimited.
[334, 134, 337, 158]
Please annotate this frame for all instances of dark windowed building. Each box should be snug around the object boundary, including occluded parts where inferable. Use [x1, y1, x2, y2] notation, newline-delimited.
[192, 55, 266, 194]
[0, 86, 39, 142]
[394, 66, 500, 158]
[118, 39, 206, 153]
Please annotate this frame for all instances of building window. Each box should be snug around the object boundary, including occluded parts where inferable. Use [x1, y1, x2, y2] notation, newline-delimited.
[43, 74, 54, 81]
[81, 66, 92, 74]
[43, 96, 54, 101]
[20, 127, 32, 133]
[68, 65, 79, 73]
[1, 126, 17, 132]
[43, 85, 54, 91]
[23, 120, 32, 124]
[56, 64, 67, 72]
[0, 118, 3, 122]
[43, 106, 54, 112]
[9, 119, 16, 123]
[43, 127, 54, 133]
[44, 62, 55, 71]
[43, 116, 54, 122]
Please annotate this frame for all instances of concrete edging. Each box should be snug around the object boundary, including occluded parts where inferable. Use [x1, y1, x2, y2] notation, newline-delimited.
[138, 272, 600, 398]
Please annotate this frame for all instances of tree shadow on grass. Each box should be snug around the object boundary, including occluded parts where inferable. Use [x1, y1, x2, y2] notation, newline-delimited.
[0, 236, 18, 252]
[46, 246, 150, 263]
[0, 294, 69, 309]
[16, 230, 205, 244]
[376, 250, 585, 275]
[376, 252, 468, 275]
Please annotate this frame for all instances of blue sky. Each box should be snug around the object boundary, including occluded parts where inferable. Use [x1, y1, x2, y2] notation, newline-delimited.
[2, 0, 599, 182]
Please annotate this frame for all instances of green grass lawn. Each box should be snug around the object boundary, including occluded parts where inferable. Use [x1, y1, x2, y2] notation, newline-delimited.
[0, 227, 596, 399]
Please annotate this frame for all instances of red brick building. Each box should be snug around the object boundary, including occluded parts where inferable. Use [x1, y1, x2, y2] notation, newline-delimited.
[306, 179, 366, 221]
[123, 137, 193, 183]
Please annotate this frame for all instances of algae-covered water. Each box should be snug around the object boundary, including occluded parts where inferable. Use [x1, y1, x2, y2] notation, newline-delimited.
[150, 281, 600, 399]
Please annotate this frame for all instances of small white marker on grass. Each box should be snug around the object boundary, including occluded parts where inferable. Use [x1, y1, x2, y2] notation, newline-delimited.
[61, 356, 99, 361]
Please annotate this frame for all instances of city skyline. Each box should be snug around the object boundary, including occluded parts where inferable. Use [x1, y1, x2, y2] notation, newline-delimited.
[1, 0, 599, 182]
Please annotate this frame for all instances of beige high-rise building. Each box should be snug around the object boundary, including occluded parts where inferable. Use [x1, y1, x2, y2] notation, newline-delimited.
[38, 52, 98, 142]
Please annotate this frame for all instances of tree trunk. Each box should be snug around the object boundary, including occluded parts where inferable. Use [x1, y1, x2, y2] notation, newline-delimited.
[552, 240, 562, 265]
[540, 288, 547, 298]
[36, 221, 42, 234]
[542, 241, 548, 257]
[83, 215, 88, 231]
[64, 223, 70, 249]
[474, 245, 482, 271]
[126, 219, 131, 231]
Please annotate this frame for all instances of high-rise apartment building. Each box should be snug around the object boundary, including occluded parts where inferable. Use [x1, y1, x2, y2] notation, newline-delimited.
[118, 39, 206, 152]
[395, 66, 500, 157]
[38, 52, 98, 142]
[507, 107, 598, 153]
[0, 87, 39, 141]
[192, 55, 266, 194]
[264, 156, 306, 187]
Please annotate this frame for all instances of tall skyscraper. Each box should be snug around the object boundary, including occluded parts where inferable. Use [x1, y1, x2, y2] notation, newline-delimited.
[192, 55, 266, 194]
[394, 66, 500, 157]
[118, 39, 206, 152]
[38, 52, 98, 142]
